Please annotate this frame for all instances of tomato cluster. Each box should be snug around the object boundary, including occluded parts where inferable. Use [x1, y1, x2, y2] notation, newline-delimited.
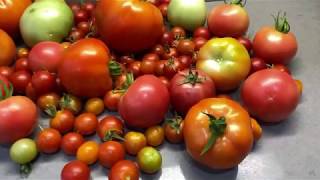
[0, 0, 303, 179]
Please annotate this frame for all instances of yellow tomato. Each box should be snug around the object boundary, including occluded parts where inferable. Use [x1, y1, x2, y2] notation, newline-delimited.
[85, 98, 105, 115]
[77, 141, 99, 165]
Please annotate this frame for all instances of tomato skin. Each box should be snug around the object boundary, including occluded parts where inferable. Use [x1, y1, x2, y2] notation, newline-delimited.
[177, 39, 195, 56]
[124, 132, 147, 155]
[95, 0, 164, 53]
[169, 69, 216, 115]
[61, 160, 90, 180]
[74, 113, 98, 136]
[184, 98, 253, 169]
[160, 31, 174, 46]
[253, 27, 297, 65]
[61, 132, 85, 156]
[103, 90, 122, 111]
[0, 29, 16, 66]
[164, 120, 184, 143]
[193, 37, 207, 51]
[241, 69, 299, 123]
[158, 76, 170, 89]
[58, 38, 112, 98]
[0, 66, 13, 78]
[36, 128, 62, 154]
[208, 4, 249, 37]
[164, 58, 183, 79]
[145, 126, 165, 147]
[108, 160, 140, 180]
[84, 98, 104, 115]
[155, 60, 167, 76]
[250, 57, 267, 74]
[97, 116, 124, 141]
[163, 47, 178, 60]
[76, 141, 100, 165]
[0, 96, 37, 144]
[14, 58, 29, 72]
[37, 92, 60, 112]
[98, 141, 125, 168]
[119, 75, 170, 128]
[127, 61, 141, 78]
[50, 110, 75, 134]
[31, 70, 57, 96]
[272, 64, 291, 75]
[193, 27, 211, 40]
[140, 59, 157, 75]
[9, 70, 32, 94]
[152, 44, 165, 57]
[142, 53, 160, 61]
[237, 36, 252, 52]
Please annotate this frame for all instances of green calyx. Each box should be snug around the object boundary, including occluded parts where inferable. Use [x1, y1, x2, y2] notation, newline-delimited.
[113, 73, 134, 94]
[0, 80, 13, 101]
[225, 0, 247, 7]
[109, 60, 122, 77]
[59, 93, 77, 112]
[103, 130, 125, 142]
[165, 115, 183, 134]
[200, 112, 227, 156]
[273, 11, 290, 33]
[44, 105, 57, 117]
[179, 69, 204, 86]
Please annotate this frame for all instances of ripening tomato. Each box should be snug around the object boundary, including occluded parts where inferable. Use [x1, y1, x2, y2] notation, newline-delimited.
[74, 113, 98, 136]
[14, 58, 29, 72]
[98, 141, 125, 168]
[50, 109, 75, 134]
[193, 27, 211, 39]
[124, 132, 147, 155]
[184, 98, 253, 169]
[59, 94, 82, 115]
[108, 160, 140, 180]
[36, 128, 62, 154]
[103, 90, 122, 111]
[95, 0, 164, 53]
[251, 118, 262, 142]
[76, 141, 99, 165]
[177, 39, 195, 56]
[164, 117, 184, 143]
[61, 132, 85, 156]
[37, 92, 60, 112]
[84, 98, 104, 115]
[0, 66, 13, 78]
[17, 47, 29, 59]
[9, 70, 31, 94]
[31, 70, 57, 95]
[145, 126, 165, 147]
[0, 29, 16, 66]
[97, 116, 124, 142]
[61, 160, 90, 180]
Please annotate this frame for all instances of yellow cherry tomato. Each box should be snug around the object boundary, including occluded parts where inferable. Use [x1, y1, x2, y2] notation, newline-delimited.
[77, 141, 99, 165]
[124, 132, 147, 155]
[145, 126, 164, 147]
[84, 98, 105, 115]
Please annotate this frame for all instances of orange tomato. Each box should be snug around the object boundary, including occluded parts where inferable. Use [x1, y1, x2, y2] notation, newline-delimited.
[0, 29, 16, 66]
[145, 126, 164, 147]
[124, 132, 147, 155]
[84, 98, 105, 115]
[76, 141, 99, 165]
[251, 118, 262, 142]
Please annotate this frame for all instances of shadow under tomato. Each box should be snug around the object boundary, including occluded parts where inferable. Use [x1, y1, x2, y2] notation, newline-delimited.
[141, 168, 163, 180]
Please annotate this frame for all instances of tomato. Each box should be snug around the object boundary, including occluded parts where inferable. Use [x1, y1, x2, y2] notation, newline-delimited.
[177, 56, 193, 72]
[0, 96, 37, 144]
[127, 61, 141, 78]
[0, 66, 13, 78]
[272, 64, 291, 75]
[9, 70, 31, 94]
[98, 141, 125, 168]
[69, 3, 81, 13]
[142, 53, 160, 61]
[124, 132, 147, 155]
[76, 141, 99, 165]
[0, 0, 31, 36]
[50, 109, 75, 134]
[164, 58, 183, 79]
[207, 1, 249, 37]
[184, 98, 253, 169]
[152, 44, 165, 57]
[31, 70, 56, 95]
[158, 76, 170, 89]
[36, 128, 62, 154]
[108, 160, 140, 180]
[250, 57, 267, 74]
[164, 117, 184, 143]
[14, 58, 29, 72]
[84, 98, 104, 115]
[170, 69, 216, 115]
[253, 13, 297, 65]
[95, 0, 164, 53]
[74, 9, 89, 24]
[61, 132, 85, 156]
[241, 69, 299, 123]
[81, 2, 95, 16]
[67, 29, 85, 42]
[74, 113, 98, 136]
[295, 79, 303, 95]
[177, 39, 195, 56]
[162, 47, 178, 60]
[171, 26, 186, 39]
[251, 118, 262, 142]
[158, 3, 168, 18]
[61, 42, 71, 49]
[237, 36, 252, 53]
[77, 22, 90, 35]
[119, 75, 170, 128]
[58, 38, 112, 98]
[193, 37, 207, 51]
[140, 59, 157, 75]
[37, 92, 60, 112]
[160, 31, 174, 46]
[61, 160, 90, 180]
[119, 55, 135, 65]
[10, 138, 37, 164]
[137, 147, 162, 174]
[17, 47, 29, 59]
[145, 126, 164, 147]
[0, 29, 15, 66]
[196, 38, 250, 91]
[97, 116, 124, 141]
[155, 60, 167, 76]
[193, 27, 211, 39]
[59, 94, 82, 115]
[103, 90, 122, 111]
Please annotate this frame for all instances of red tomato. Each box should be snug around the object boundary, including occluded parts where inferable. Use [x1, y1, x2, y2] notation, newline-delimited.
[14, 58, 29, 72]
[119, 55, 135, 65]
[36, 128, 62, 154]
[162, 47, 178, 60]
[28, 41, 64, 73]
[171, 26, 186, 39]
[142, 53, 160, 61]
[9, 70, 31, 94]
[50, 110, 75, 134]
[108, 160, 140, 180]
[160, 31, 174, 46]
[0, 96, 37, 144]
[241, 69, 299, 123]
[95, 0, 164, 53]
[127, 61, 141, 78]
[155, 60, 167, 76]
[253, 13, 297, 65]
[31, 70, 56, 95]
[177, 39, 195, 56]
[193, 37, 208, 51]
[0, 66, 13, 78]
[97, 115, 124, 141]
[77, 22, 90, 35]
[61, 132, 85, 156]
[69, 3, 81, 13]
[170, 69, 216, 115]
[164, 117, 184, 144]
[119, 75, 170, 128]
[58, 38, 112, 98]
[25, 82, 36, 101]
[207, 2, 249, 37]
[237, 36, 252, 52]
[61, 160, 90, 180]
[0, 29, 16, 66]
[152, 44, 165, 57]
[0, 0, 32, 36]
[163, 58, 183, 79]
[81, 2, 95, 16]
[74, 9, 89, 24]
[140, 59, 157, 75]
[103, 90, 122, 111]
[67, 29, 85, 42]
[74, 113, 98, 136]
[177, 55, 193, 69]
[193, 27, 211, 40]
[272, 64, 291, 75]
[98, 141, 125, 168]
[250, 57, 267, 74]
[158, 76, 170, 89]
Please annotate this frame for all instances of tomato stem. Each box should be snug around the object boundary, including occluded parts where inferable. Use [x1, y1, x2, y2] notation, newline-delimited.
[225, 0, 247, 7]
[20, 163, 32, 178]
[103, 130, 125, 142]
[179, 69, 205, 86]
[109, 60, 122, 77]
[59, 94, 77, 113]
[165, 113, 183, 134]
[44, 105, 57, 117]
[273, 11, 291, 33]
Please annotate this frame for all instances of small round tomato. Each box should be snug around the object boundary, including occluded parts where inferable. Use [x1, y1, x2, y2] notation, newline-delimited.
[74, 113, 98, 136]
[50, 109, 75, 134]
[119, 55, 135, 65]
[61, 160, 90, 180]
[272, 64, 291, 75]
[60, 94, 82, 115]
[127, 61, 141, 78]
[81, 2, 95, 15]
[140, 59, 157, 75]
[164, 117, 184, 144]
[177, 39, 195, 56]
[137, 147, 162, 174]
[14, 58, 29, 72]
[9, 70, 32, 94]
[25, 83, 36, 101]
[77, 22, 90, 35]
[74, 9, 89, 24]
[10, 138, 38, 165]
[171, 26, 186, 39]
[145, 126, 164, 147]
[162, 47, 178, 60]
[108, 160, 140, 180]
[142, 53, 160, 61]
[177, 55, 193, 69]
[0, 66, 13, 79]
[68, 29, 85, 42]
[160, 31, 174, 46]
[124, 132, 147, 155]
[251, 118, 262, 142]
[250, 57, 267, 74]
[103, 90, 122, 111]
[164, 58, 183, 79]
[193, 27, 211, 40]
[84, 98, 104, 115]
[295, 79, 303, 95]
[17, 48, 29, 59]
[98, 141, 125, 168]
[152, 44, 165, 57]
[76, 141, 99, 165]
[97, 116, 124, 141]
[237, 36, 252, 53]
[36, 128, 62, 154]
[158, 76, 170, 89]
[155, 60, 167, 76]
[0, 29, 15, 66]
[61, 132, 85, 156]
[158, 3, 168, 18]
[193, 37, 207, 51]
[31, 70, 57, 95]
[37, 92, 60, 112]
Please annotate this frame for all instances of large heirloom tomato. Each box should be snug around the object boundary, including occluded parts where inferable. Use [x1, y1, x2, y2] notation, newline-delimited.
[196, 38, 250, 91]
[184, 98, 253, 169]
[95, 0, 164, 53]
[0, 29, 16, 66]
[119, 75, 170, 128]
[58, 38, 112, 98]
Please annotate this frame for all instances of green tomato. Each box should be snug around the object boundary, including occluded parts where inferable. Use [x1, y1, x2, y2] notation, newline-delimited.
[137, 147, 162, 174]
[10, 138, 38, 164]
[20, 0, 73, 47]
[168, 0, 207, 31]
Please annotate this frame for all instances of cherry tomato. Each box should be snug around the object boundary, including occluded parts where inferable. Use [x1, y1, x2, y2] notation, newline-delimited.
[177, 55, 193, 69]
[61, 160, 90, 180]
[9, 138, 37, 165]
[97, 116, 124, 141]
[14, 58, 29, 72]
[127, 61, 141, 78]
[145, 126, 164, 147]
[119, 55, 135, 65]
[272, 64, 291, 75]
[137, 147, 162, 174]
[155, 60, 167, 76]
[193, 37, 208, 51]
[9, 70, 31, 94]
[36, 128, 62, 154]
[81, 2, 95, 16]
[31, 70, 57, 95]
[74, 9, 89, 24]
[84, 98, 104, 115]
[142, 53, 160, 61]
[177, 39, 195, 56]
[103, 90, 122, 112]
[160, 31, 174, 46]
[25, 83, 37, 101]
[158, 76, 170, 89]
[60, 94, 83, 115]
[69, 3, 81, 13]
[171, 26, 186, 39]
[140, 59, 157, 75]
[164, 117, 184, 143]
[251, 118, 262, 142]
[50, 109, 75, 134]
[17, 48, 29, 59]
[164, 58, 183, 79]
[124, 132, 147, 155]
[37, 92, 60, 112]
[68, 29, 85, 42]
[193, 27, 211, 39]
[76, 141, 99, 165]
[158, 3, 168, 18]
[77, 22, 90, 35]
[238, 36, 252, 53]
[295, 79, 303, 95]
[152, 44, 165, 57]
[98, 141, 125, 168]
[0, 29, 15, 66]
[0, 66, 13, 78]
[250, 57, 267, 74]
[108, 160, 140, 180]
[74, 113, 98, 136]
[61, 132, 85, 156]
[162, 47, 178, 60]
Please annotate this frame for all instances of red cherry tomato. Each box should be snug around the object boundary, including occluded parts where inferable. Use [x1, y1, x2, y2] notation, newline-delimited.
[193, 37, 208, 51]
[77, 22, 90, 35]
[177, 39, 195, 56]
[36, 128, 62, 154]
[155, 60, 167, 76]
[50, 109, 75, 134]
[237, 36, 252, 52]
[81, 2, 95, 16]
[250, 57, 267, 74]
[152, 44, 165, 57]
[74, 9, 89, 24]
[160, 31, 174, 46]
[162, 47, 178, 60]
[127, 61, 141, 78]
[163, 58, 183, 79]
[98, 141, 125, 168]
[9, 70, 31, 94]
[142, 53, 160, 61]
[97, 116, 124, 141]
[61, 132, 85, 156]
[31, 70, 57, 95]
[61, 160, 90, 180]
[171, 26, 186, 39]
[193, 27, 211, 40]
[103, 90, 122, 112]
[74, 113, 98, 136]
[158, 3, 168, 18]
[108, 160, 140, 180]
[0, 66, 13, 78]
[14, 58, 29, 72]
[140, 59, 157, 75]
[177, 55, 193, 69]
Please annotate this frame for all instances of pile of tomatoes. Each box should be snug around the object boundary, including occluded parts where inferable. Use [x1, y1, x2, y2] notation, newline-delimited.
[0, 0, 302, 179]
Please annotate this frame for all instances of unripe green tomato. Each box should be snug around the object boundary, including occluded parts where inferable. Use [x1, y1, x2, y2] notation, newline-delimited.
[10, 138, 38, 164]
[137, 147, 162, 174]
[20, 0, 73, 47]
[168, 0, 207, 31]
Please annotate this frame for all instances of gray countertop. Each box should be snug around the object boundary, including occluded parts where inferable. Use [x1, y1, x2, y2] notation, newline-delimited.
[1, 0, 320, 179]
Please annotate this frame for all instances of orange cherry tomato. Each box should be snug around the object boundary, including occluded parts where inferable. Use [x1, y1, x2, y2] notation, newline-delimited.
[84, 98, 105, 115]
[124, 132, 147, 155]
[50, 109, 75, 134]
[145, 126, 164, 147]
[98, 141, 125, 168]
[36, 128, 62, 154]
[251, 118, 262, 142]
[74, 113, 98, 136]
[103, 90, 122, 111]
[164, 117, 184, 144]
[0, 29, 16, 66]
[77, 141, 99, 165]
